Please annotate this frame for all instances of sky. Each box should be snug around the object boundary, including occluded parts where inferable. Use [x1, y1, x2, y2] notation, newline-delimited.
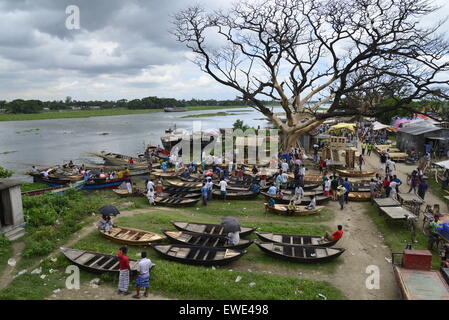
[0, 0, 448, 102]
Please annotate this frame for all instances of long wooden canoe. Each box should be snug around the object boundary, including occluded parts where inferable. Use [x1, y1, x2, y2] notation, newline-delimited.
[112, 189, 144, 198]
[348, 192, 372, 202]
[260, 192, 330, 205]
[256, 231, 339, 247]
[92, 152, 149, 167]
[255, 242, 345, 263]
[336, 169, 375, 178]
[60, 247, 138, 273]
[152, 171, 180, 179]
[166, 180, 202, 188]
[99, 226, 165, 245]
[154, 196, 200, 207]
[264, 203, 324, 216]
[163, 230, 253, 250]
[212, 190, 259, 200]
[22, 180, 86, 197]
[171, 220, 256, 237]
[151, 244, 246, 266]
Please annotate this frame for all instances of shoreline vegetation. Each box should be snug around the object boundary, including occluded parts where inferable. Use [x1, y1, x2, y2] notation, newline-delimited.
[181, 110, 250, 118]
[0, 106, 255, 122]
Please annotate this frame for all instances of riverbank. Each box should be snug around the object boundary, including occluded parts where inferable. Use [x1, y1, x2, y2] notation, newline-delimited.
[0, 106, 252, 122]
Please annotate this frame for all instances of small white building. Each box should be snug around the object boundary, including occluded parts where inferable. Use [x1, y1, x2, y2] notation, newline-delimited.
[0, 180, 25, 240]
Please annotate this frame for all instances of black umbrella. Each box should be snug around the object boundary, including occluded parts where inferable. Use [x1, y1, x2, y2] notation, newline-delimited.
[99, 205, 120, 216]
[220, 216, 241, 233]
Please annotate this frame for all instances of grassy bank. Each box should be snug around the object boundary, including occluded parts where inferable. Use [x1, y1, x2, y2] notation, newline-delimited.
[0, 106, 253, 122]
[362, 202, 441, 269]
[0, 235, 12, 277]
[181, 111, 250, 118]
[0, 189, 346, 300]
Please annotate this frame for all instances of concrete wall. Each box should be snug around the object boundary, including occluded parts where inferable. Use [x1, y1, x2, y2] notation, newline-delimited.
[0, 186, 24, 228]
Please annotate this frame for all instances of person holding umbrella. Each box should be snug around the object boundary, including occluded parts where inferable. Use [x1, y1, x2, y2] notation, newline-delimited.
[97, 205, 120, 234]
[221, 217, 241, 246]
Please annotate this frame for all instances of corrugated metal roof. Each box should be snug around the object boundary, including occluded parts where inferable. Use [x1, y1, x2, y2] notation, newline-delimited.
[397, 126, 441, 135]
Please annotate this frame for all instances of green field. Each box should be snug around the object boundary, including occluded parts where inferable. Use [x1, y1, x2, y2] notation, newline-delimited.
[0, 189, 345, 300]
[0, 106, 254, 122]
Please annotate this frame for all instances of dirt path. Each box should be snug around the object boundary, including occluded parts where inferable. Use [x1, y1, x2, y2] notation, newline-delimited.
[0, 241, 25, 290]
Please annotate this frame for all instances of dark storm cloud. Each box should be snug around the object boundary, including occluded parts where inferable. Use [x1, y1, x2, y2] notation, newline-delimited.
[0, 0, 190, 76]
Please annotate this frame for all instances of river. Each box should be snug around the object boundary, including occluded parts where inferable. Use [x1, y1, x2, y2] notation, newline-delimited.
[0, 107, 283, 181]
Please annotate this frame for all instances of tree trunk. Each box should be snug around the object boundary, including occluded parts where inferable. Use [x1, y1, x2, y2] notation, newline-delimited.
[280, 130, 303, 153]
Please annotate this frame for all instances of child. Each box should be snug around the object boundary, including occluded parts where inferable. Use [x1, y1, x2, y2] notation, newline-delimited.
[147, 188, 156, 206]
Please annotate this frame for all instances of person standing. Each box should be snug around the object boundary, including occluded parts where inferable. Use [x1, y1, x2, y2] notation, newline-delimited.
[367, 143, 373, 156]
[337, 184, 347, 210]
[408, 173, 418, 193]
[380, 152, 387, 172]
[369, 178, 377, 201]
[117, 247, 131, 295]
[206, 177, 214, 200]
[154, 181, 164, 196]
[147, 188, 156, 206]
[389, 180, 398, 200]
[343, 178, 351, 204]
[126, 179, 133, 194]
[133, 251, 154, 299]
[294, 185, 304, 203]
[201, 182, 209, 206]
[324, 178, 331, 197]
[418, 178, 428, 200]
[361, 142, 366, 156]
[219, 179, 228, 201]
[358, 154, 365, 171]
[331, 175, 339, 201]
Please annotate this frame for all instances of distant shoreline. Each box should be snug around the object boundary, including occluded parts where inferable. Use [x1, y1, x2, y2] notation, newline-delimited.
[0, 105, 253, 122]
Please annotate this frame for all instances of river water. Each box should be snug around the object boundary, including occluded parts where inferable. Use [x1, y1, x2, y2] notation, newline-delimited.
[0, 107, 283, 181]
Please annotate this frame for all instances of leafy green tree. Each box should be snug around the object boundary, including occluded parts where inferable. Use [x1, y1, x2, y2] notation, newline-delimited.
[0, 166, 14, 178]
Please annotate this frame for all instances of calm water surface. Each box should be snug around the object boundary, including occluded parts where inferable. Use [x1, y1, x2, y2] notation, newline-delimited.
[0, 107, 280, 180]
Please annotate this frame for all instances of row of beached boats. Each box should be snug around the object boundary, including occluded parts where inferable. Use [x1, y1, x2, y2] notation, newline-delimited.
[61, 220, 345, 272]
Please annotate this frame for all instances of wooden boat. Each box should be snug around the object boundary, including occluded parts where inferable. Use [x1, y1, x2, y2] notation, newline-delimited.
[336, 169, 375, 178]
[212, 190, 259, 200]
[163, 185, 201, 195]
[99, 226, 165, 245]
[60, 247, 138, 274]
[81, 178, 126, 190]
[348, 192, 371, 202]
[256, 231, 339, 247]
[164, 107, 187, 112]
[152, 171, 180, 179]
[255, 242, 345, 263]
[159, 191, 200, 199]
[112, 189, 144, 198]
[22, 180, 86, 197]
[260, 192, 330, 205]
[166, 180, 202, 188]
[264, 203, 324, 216]
[163, 230, 253, 250]
[151, 244, 245, 266]
[154, 196, 199, 207]
[92, 151, 149, 167]
[171, 220, 256, 237]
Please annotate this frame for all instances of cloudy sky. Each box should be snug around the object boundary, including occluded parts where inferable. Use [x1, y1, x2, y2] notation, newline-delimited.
[0, 0, 448, 102]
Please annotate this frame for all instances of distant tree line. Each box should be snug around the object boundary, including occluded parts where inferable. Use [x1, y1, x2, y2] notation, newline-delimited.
[0, 97, 277, 114]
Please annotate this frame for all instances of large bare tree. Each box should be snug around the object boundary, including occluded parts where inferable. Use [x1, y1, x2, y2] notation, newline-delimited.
[173, 0, 449, 151]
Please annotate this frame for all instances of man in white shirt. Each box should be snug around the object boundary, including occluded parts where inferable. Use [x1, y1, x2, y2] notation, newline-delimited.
[281, 172, 289, 185]
[133, 252, 154, 299]
[281, 160, 289, 173]
[294, 185, 304, 203]
[146, 180, 154, 192]
[389, 180, 398, 200]
[219, 179, 228, 201]
[300, 165, 306, 176]
[324, 178, 331, 196]
[126, 180, 133, 194]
